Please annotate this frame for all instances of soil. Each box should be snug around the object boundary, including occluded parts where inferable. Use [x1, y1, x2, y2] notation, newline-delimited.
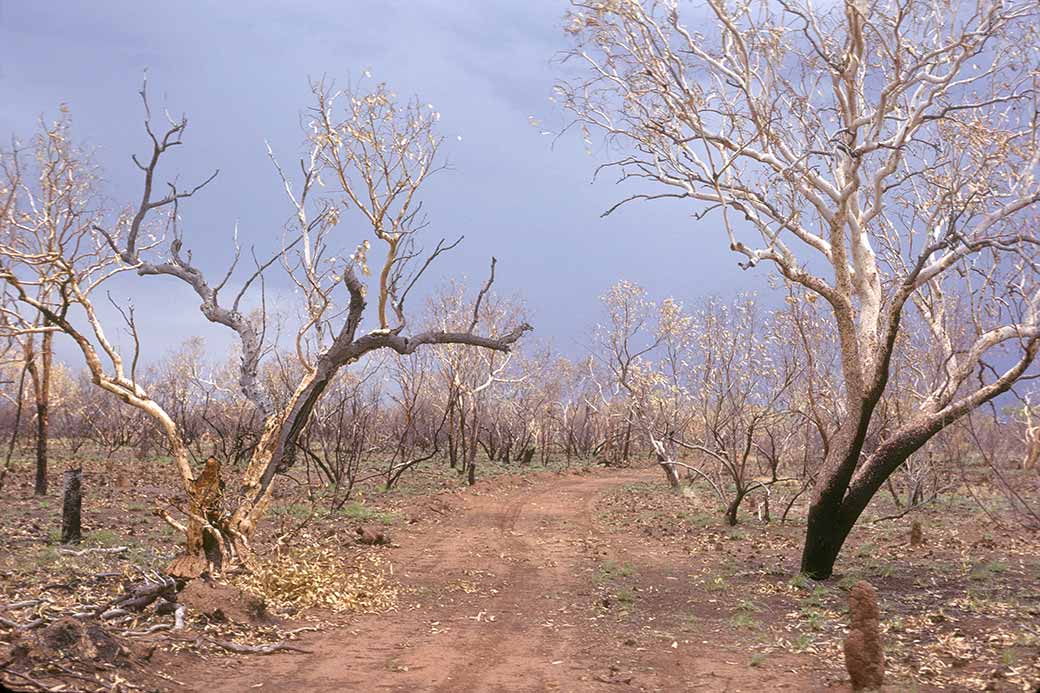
[3, 457, 1038, 692]
[177, 578, 272, 626]
[184, 470, 832, 692]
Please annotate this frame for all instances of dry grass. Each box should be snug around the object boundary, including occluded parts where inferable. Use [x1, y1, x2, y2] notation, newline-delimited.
[235, 544, 398, 614]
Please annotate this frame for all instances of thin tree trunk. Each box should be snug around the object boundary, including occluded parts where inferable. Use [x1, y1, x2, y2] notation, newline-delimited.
[621, 420, 632, 463]
[34, 329, 53, 496]
[0, 363, 29, 494]
[465, 406, 480, 486]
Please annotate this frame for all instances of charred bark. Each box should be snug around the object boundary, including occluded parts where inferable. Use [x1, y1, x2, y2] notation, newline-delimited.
[27, 329, 53, 496]
[724, 490, 746, 526]
[61, 468, 82, 544]
[801, 418, 941, 579]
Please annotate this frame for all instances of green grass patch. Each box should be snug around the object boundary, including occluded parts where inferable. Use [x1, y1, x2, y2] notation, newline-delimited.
[731, 612, 760, 630]
[32, 546, 60, 567]
[735, 598, 764, 613]
[705, 575, 728, 592]
[614, 587, 636, 604]
[969, 560, 1008, 582]
[270, 503, 314, 520]
[789, 573, 811, 590]
[594, 560, 638, 582]
[800, 607, 826, 631]
[334, 501, 399, 525]
[86, 528, 124, 547]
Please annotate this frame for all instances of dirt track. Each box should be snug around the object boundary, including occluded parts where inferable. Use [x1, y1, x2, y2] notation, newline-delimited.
[194, 469, 824, 692]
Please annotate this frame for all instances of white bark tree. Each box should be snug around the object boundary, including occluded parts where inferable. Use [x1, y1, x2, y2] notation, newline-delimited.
[591, 280, 694, 487]
[0, 116, 86, 496]
[558, 0, 1040, 577]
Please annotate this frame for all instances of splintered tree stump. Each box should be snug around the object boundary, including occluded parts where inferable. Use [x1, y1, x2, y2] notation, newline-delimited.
[757, 496, 771, 523]
[844, 580, 884, 691]
[61, 468, 82, 545]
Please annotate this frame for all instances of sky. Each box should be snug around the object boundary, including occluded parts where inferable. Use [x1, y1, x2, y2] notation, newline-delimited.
[0, 0, 771, 362]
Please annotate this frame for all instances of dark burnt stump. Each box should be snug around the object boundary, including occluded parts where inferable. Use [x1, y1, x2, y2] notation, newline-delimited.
[61, 468, 82, 544]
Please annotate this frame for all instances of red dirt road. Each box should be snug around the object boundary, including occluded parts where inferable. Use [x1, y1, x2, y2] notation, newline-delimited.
[192, 469, 827, 692]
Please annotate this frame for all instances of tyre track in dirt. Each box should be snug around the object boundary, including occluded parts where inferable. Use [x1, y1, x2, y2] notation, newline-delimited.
[193, 469, 824, 692]
[433, 472, 626, 692]
[196, 470, 634, 692]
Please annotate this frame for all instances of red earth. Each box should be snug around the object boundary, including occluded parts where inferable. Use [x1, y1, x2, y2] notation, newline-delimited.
[188, 469, 834, 692]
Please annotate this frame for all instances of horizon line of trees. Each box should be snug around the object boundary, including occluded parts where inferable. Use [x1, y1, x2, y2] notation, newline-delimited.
[4, 281, 1038, 530]
[4, 0, 1040, 580]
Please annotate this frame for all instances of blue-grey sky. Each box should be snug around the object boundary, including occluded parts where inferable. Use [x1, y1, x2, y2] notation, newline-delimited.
[0, 1, 769, 360]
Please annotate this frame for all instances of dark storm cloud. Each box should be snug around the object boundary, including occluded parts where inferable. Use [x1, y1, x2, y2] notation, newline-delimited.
[0, 0, 766, 361]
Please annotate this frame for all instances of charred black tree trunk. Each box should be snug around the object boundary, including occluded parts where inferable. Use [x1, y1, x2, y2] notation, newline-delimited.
[621, 420, 632, 463]
[28, 329, 53, 496]
[34, 398, 49, 496]
[724, 489, 746, 526]
[61, 468, 82, 544]
[801, 495, 851, 580]
[801, 421, 938, 579]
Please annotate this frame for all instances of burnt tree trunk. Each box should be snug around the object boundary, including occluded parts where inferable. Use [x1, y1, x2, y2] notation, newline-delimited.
[168, 456, 226, 579]
[61, 468, 82, 544]
[27, 329, 53, 496]
[724, 489, 746, 526]
[465, 410, 481, 486]
[34, 330, 53, 496]
[801, 420, 938, 579]
[621, 420, 632, 463]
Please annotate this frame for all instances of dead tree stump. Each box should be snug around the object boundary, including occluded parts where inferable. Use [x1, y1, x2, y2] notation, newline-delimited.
[61, 468, 82, 545]
[843, 580, 884, 691]
[757, 496, 771, 523]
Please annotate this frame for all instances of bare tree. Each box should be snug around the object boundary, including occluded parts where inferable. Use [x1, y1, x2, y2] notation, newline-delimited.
[679, 296, 799, 525]
[559, 0, 1040, 577]
[0, 307, 27, 493]
[0, 116, 84, 495]
[427, 282, 526, 485]
[382, 348, 447, 489]
[298, 359, 383, 507]
[591, 281, 694, 487]
[1, 78, 530, 577]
